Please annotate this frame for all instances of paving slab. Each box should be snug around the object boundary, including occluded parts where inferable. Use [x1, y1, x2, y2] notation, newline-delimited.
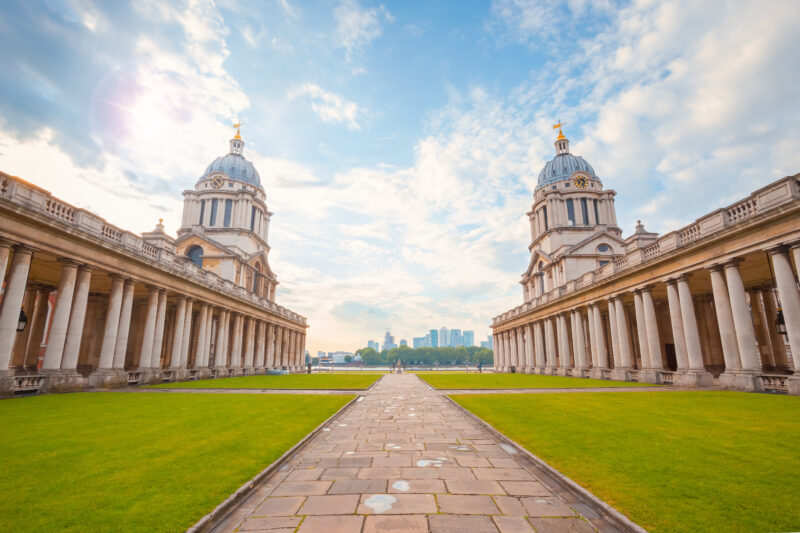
[216, 373, 632, 533]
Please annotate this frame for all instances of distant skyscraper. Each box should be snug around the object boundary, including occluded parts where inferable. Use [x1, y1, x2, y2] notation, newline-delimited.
[439, 327, 449, 348]
[400, 339, 408, 347]
[463, 330, 474, 347]
[413, 337, 426, 348]
[449, 328, 462, 347]
[383, 330, 396, 351]
[424, 333, 431, 346]
[429, 329, 438, 348]
[480, 335, 494, 349]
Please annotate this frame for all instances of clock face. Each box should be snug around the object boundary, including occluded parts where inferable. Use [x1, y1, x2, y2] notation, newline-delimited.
[211, 176, 224, 189]
[574, 176, 588, 189]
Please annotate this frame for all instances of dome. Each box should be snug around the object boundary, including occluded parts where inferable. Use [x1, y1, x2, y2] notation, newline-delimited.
[202, 137, 262, 189]
[536, 153, 597, 188]
[535, 130, 598, 189]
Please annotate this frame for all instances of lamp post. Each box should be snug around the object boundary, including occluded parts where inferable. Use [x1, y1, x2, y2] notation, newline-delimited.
[775, 307, 787, 336]
[17, 308, 28, 332]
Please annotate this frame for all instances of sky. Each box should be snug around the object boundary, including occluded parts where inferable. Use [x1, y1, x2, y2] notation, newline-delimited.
[1, 0, 799, 354]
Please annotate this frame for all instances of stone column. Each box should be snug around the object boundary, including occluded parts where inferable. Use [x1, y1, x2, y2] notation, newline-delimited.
[518, 328, 527, 372]
[613, 296, 633, 380]
[178, 298, 194, 373]
[274, 326, 284, 369]
[289, 330, 297, 371]
[665, 279, 689, 370]
[544, 318, 557, 373]
[586, 305, 597, 368]
[195, 303, 209, 376]
[762, 289, 789, 370]
[0, 246, 33, 375]
[281, 327, 290, 368]
[508, 329, 518, 371]
[492, 334, 500, 371]
[607, 299, 621, 369]
[169, 296, 187, 369]
[590, 304, 609, 378]
[215, 310, 228, 371]
[723, 261, 761, 373]
[0, 240, 11, 290]
[97, 275, 125, 370]
[572, 309, 588, 375]
[709, 265, 745, 387]
[229, 313, 240, 369]
[112, 279, 135, 370]
[243, 317, 255, 370]
[751, 290, 775, 369]
[534, 321, 545, 371]
[641, 287, 663, 373]
[203, 306, 214, 369]
[137, 287, 160, 373]
[266, 323, 275, 369]
[41, 260, 79, 371]
[557, 314, 570, 374]
[254, 321, 265, 372]
[150, 291, 168, 370]
[776, 244, 800, 393]
[633, 290, 654, 382]
[675, 275, 712, 386]
[525, 323, 535, 373]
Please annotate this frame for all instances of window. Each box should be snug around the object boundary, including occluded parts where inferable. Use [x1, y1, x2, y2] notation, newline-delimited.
[250, 206, 256, 231]
[598, 244, 610, 252]
[198, 200, 205, 225]
[542, 206, 548, 230]
[599, 260, 609, 267]
[566, 199, 575, 226]
[223, 199, 232, 227]
[209, 199, 218, 226]
[187, 245, 203, 267]
[580, 198, 589, 225]
[593, 199, 600, 224]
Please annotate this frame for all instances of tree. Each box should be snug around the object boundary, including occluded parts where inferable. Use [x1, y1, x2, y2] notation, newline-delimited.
[344, 355, 353, 363]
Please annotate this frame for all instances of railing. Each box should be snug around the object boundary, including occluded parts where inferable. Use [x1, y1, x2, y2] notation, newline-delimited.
[657, 371, 675, 385]
[628, 370, 640, 382]
[188, 369, 197, 381]
[759, 374, 788, 392]
[601, 369, 612, 380]
[0, 173, 306, 326]
[493, 176, 800, 325]
[14, 375, 46, 393]
[127, 371, 141, 384]
[162, 370, 176, 382]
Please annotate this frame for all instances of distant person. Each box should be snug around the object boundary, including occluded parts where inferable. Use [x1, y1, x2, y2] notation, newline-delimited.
[478, 362, 482, 373]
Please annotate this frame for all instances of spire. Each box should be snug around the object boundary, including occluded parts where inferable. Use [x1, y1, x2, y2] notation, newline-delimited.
[552, 121, 569, 155]
[229, 122, 245, 155]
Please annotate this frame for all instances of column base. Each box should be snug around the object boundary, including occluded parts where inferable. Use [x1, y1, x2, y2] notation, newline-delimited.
[214, 367, 228, 379]
[255, 367, 266, 375]
[719, 371, 763, 392]
[196, 368, 212, 380]
[589, 368, 607, 379]
[673, 370, 714, 388]
[174, 369, 193, 381]
[788, 376, 800, 396]
[572, 368, 589, 378]
[544, 366, 555, 375]
[610, 368, 631, 382]
[556, 367, 568, 376]
[87, 369, 128, 389]
[636, 370, 659, 384]
[39, 370, 85, 393]
[136, 369, 164, 385]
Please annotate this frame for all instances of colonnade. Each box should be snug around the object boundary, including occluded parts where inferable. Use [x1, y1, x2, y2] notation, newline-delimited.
[0, 241, 307, 393]
[493, 245, 800, 393]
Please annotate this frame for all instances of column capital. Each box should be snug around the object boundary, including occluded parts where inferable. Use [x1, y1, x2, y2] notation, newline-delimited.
[57, 258, 81, 267]
[722, 257, 744, 269]
[145, 284, 161, 292]
[0, 237, 14, 249]
[174, 294, 187, 302]
[708, 263, 725, 273]
[11, 244, 35, 255]
[767, 243, 792, 256]
[108, 273, 127, 282]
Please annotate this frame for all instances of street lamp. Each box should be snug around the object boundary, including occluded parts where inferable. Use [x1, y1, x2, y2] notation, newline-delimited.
[17, 308, 28, 332]
[775, 307, 787, 336]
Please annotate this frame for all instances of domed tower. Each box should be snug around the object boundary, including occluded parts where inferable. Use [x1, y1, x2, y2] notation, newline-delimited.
[175, 125, 278, 301]
[520, 124, 624, 301]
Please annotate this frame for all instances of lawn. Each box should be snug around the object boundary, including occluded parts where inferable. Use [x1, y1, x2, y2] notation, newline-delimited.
[146, 373, 382, 389]
[0, 392, 352, 532]
[418, 373, 656, 389]
[451, 391, 800, 532]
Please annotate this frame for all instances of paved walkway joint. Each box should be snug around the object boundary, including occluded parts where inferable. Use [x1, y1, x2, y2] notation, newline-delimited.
[215, 374, 628, 533]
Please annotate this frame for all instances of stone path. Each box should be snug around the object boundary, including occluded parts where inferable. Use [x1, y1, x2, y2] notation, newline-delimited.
[215, 374, 628, 533]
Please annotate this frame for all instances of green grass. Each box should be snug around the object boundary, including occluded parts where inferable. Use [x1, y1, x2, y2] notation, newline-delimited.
[417, 372, 656, 389]
[451, 391, 800, 532]
[0, 392, 352, 532]
[145, 373, 382, 389]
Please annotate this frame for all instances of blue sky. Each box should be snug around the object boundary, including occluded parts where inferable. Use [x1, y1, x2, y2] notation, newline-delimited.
[1, 0, 799, 353]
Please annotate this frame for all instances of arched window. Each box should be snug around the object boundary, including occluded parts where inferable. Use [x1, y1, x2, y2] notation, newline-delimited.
[597, 244, 610, 253]
[187, 245, 203, 267]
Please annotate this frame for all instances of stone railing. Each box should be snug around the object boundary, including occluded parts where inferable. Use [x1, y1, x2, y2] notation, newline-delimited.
[0, 173, 306, 326]
[161, 370, 176, 382]
[601, 369, 612, 380]
[628, 370, 640, 382]
[127, 371, 141, 384]
[14, 375, 46, 393]
[759, 374, 788, 392]
[657, 371, 675, 385]
[493, 175, 800, 325]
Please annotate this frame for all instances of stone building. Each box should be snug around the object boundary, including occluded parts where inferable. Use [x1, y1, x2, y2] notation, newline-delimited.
[491, 126, 800, 395]
[0, 131, 307, 395]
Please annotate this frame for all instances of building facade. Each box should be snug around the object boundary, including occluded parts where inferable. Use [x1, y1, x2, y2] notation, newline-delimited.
[0, 133, 308, 396]
[491, 127, 800, 395]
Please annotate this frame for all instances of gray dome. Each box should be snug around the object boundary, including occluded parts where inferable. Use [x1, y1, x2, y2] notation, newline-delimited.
[537, 153, 596, 189]
[202, 137, 262, 189]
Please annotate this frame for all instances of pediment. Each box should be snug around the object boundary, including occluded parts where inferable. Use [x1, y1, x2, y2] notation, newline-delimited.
[175, 232, 235, 257]
[522, 249, 554, 279]
[563, 230, 627, 256]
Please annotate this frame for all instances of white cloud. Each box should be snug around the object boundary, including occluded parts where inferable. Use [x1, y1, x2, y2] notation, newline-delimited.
[334, 0, 392, 65]
[288, 83, 363, 130]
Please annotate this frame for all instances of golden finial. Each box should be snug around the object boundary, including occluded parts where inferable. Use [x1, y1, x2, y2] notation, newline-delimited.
[233, 122, 244, 140]
[553, 121, 566, 140]
[158, 218, 163, 224]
